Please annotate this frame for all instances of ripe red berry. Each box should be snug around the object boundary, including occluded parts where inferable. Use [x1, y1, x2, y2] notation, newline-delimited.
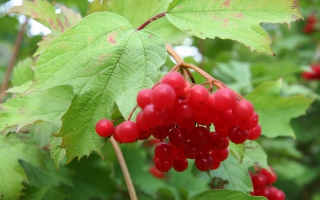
[95, 119, 114, 137]
[228, 126, 248, 144]
[247, 124, 262, 140]
[137, 88, 151, 109]
[161, 72, 186, 95]
[250, 173, 267, 189]
[173, 158, 188, 172]
[116, 121, 140, 143]
[169, 127, 188, 147]
[188, 85, 209, 109]
[154, 142, 172, 160]
[260, 167, 277, 184]
[149, 166, 166, 179]
[195, 153, 213, 171]
[209, 88, 237, 111]
[154, 156, 173, 172]
[233, 100, 254, 120]
[151, 83, 176, 110]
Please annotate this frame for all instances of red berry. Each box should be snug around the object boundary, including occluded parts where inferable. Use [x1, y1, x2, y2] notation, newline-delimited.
[183, 142, 201, 159]
[116, 121, 140, 143]
[149, 166, 166, 179]
[247, 124, 262, 140]
[151, 83, 176, 110]
[228, 126, 248, 144]
[161, 72, 186, 95]
[260, 167, 277, 184]
[195, 153, 213, 171]
[154, 142, 172, 160]
[154, 156, 173, 172]
[210, 148, 229, 162]
[233, 100, 254, 120]
[250, 173, 267, 189]
[210, 159, 221, 170]
[173, 158, 188, 172]
[95, 119, 114, 137]
[188, 85, 209, 109]
[190, 126, 209, 147]
[143, 104, 167, 127]
[272, 189, 285, 200]
[152, 126, 170, 140]
[137, 88, 151, 109]
[169, 127, 188, 147]
[210, 88, 237, 111]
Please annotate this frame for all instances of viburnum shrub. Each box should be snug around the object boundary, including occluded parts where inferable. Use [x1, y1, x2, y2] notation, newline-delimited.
[1, 0, 314, 200]
[95, 70, 262, 172]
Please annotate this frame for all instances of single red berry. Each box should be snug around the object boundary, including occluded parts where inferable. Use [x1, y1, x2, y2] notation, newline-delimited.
[173, 157, 188, 172]
[95, 119, 114, 137]
[228, 126, 248, 144]
[250, 173, 267, 189]
[151, 83, 176, 110]
[154, 156, 173, 172]
[233, 100, 254, 120]
[195, 153, 213, 171]
[149, 166, 166, 179]
[161, 71, 186, 95]
[188, 85, 209, 109]
[183, 142, 201, 159]
[210, 88, 237, 111]
[154, 142, 172, 160]
[260, 167, 277, 184]
[137, 88, 151, 109]
[210, 148, 229, 162]
[169, 127, 188, 147]
[247, 124, 262, 140]
[116, 121, 140, 143]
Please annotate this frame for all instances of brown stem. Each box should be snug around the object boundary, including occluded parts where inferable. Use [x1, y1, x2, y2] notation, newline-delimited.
[0, 18, 28, 102]
[137, 12, 167, 30]
[127, 105, 138, 121]
[110, 137, 138, 200]
[166, 44, 183, 63]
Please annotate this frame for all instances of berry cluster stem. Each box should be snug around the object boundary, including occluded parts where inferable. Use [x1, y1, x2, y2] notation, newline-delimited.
[110, 137, 138, 200]
[137, 12, 167, 31]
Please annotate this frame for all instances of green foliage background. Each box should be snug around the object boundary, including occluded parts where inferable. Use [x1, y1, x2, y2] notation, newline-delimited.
[0, 0, 319, 199]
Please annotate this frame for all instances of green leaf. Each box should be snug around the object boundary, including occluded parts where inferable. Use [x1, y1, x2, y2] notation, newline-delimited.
[0, 133, 44, 200]
[11, 57, 34, 86]
[246, 80, 313, 138]
[109, 0, 188, 43]
[194, 154, 252, 193]
[27, 12, 166, 163]
[242, 141, 269, 170]
[6, 81, 33, 95]
[0, 86, 73, 133]
[229, 142, 244, 162]
[33, 34, 55, 57]
[9, 0, 82, 35]
[166, 0, 302, 54]
[190, 190, 267, 200]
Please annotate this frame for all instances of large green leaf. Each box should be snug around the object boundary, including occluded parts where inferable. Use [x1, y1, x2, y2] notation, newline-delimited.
[246, 80, 313, 138]
[166, 0, 302, 54]
[109, 0, 188, 43]
[0, 133, 44, 200]
[26, 12, 166, 163]
[242, 141, 269, 170]
[8, 0, 82, 35]
[0, 86, 73, 133]
[190, 190, 266, 200]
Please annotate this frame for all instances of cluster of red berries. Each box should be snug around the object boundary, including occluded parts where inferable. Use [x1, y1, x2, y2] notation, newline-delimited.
[95, 71, 261, 172]
[304, 13, 317, 34]
[250, 166, 285, 200]
[302, 64, 320, 80]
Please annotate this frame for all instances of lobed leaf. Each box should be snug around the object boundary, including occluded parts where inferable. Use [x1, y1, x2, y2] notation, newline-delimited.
[246, 80, 313, 138]
[26, 12, 166, 163]
[166, 0, 302, 54]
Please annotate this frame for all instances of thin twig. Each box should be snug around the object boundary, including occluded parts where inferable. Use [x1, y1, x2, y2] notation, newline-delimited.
[127, 105, 138, 121]
[166, 44, 183, 63]
[110, 137, 138, 200]
[0, 18, 28, 102]
[137, 12, 167, 30]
